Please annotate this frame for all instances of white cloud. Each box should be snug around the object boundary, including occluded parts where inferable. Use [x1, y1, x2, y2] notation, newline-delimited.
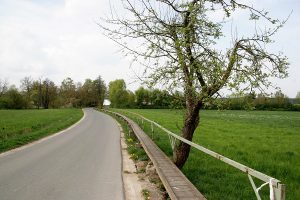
[0, 0, 139, 89]
[0, 0, 299, 96]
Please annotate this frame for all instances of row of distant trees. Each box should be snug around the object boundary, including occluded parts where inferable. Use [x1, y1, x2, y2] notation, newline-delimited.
[1, 77, 299, 111]
[108, 79, 300, 111]
[108, 79, 184, 109]
[0, 76, 106, 109]
[207, 92, 300, 111]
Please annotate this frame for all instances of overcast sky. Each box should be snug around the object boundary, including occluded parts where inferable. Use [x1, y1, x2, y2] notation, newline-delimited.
[0, 0, 299, 97]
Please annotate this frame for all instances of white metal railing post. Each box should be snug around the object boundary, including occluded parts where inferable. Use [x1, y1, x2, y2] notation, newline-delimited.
[248, 174, 262, 200]
[151, 122, 154, 139]
[273, 182, 285, 200]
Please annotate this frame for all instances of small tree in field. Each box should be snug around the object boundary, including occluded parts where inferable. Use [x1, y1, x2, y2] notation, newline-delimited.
[0, 79, 8, 97]
[94, 76, 107, 108]
[296, 91, 300, 104]
[100, 0, 289, 168]
[60, 77, 76, 107]
[109, 79, 131, 108]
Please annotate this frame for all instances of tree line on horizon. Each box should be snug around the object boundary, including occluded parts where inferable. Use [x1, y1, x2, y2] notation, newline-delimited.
[0, 76, 106, 109]
[108, 79, 300, 111]
[1, 77, 299, 111]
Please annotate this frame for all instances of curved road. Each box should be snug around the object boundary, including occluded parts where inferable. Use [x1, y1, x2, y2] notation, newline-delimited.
[0, 108, 124, 200]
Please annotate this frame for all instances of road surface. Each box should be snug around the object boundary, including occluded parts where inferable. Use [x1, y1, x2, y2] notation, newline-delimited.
[0, 108, 124, 200]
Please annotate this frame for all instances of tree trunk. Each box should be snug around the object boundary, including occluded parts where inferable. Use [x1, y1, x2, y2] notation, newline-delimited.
[173, 101, 202, 169]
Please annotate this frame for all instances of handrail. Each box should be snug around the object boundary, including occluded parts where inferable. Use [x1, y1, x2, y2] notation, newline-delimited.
[105, 109, 206, 200]
[113, 109, 285, 200]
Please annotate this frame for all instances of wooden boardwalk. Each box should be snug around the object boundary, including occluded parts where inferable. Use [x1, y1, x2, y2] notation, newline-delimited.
[110, 111, 206, 200]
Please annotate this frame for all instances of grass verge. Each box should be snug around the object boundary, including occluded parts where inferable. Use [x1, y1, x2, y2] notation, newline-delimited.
[0, 109, 83, 153]
[102, 110, 149, 163]
[141, 189, 150, 200]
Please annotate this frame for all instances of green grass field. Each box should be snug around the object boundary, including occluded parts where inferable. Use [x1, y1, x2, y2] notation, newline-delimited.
[114, 109, 300, 200]
[0, 109, 83, 153]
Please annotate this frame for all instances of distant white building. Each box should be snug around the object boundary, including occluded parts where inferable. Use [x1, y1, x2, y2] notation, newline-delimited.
[103, 99, 111, 106]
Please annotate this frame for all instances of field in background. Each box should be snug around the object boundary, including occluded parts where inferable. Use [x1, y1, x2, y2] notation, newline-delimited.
[0, 109, 83, 153]
[115, 109, 300, 200]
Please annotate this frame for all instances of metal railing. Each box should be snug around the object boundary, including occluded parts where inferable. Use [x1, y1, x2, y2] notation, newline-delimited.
[111, 109, 285, 200]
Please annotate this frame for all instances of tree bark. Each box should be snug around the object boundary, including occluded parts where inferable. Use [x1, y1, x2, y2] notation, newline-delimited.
[174, 101, 202, 169]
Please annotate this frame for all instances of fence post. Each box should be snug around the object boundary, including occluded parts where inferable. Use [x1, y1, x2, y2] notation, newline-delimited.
[274, 183, 285, 200]
[151, 122, 154, 139]
[142, 118, 144, 129]
[126, 123, 130, 137]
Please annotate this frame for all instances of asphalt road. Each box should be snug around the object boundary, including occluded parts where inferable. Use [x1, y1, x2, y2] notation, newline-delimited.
[0, 108, 124, 200]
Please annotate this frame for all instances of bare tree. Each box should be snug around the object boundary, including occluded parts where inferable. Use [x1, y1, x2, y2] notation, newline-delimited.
[20, 77, 33, 94]
[100, 0, 289, 168]
[38, 78, 42, 109]
[0, 79, 8, 97]
[60, 77, 76, 107]
[296, 91, 300, 102]
[94, 75, 107, 108]
[20, 76, 33, 108]
[41, 79, 57, 109]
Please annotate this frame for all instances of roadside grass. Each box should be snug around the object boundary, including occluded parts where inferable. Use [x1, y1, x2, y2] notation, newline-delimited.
[103, 111, 149, 162]
[112, 109, 300, 200]
[0, 109, 83, 153]
[103, 110, 170, 199]
[141, 189, 150, 200]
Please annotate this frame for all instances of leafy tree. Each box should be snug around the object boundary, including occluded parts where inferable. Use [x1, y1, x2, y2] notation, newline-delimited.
[20, 76, 33, 108]
[169, 91, 185, 109]
[71, 78, 106, 108]
[254, 93, 268, 110]
[149, 89, 172, 108]
[41, 79, 57, 109]
[135, 87, 150, 108]
[93, 76, 106, 108]
[60, 77, 76, 107]
[160, 90, 173, 108]
[296, 91, 300, 104]
[31, 80, 42, 109]
[0, 79, 9, 109]
[1, 87, 25, 109]
[74, 82, 84, 107]
[0, 77, 107, 109]
[225, 92, 255, 110]
[126, 90, 136, 108]
[101, 0, 289, 168]
[149, 89, 163, 108]
[108, 79, 129, 108]
[0, 79, 8, 97]
[80, 79, 96, 107]
[272, 90, 289, 109]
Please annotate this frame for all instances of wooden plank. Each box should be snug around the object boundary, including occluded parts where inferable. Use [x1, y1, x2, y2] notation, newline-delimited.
[108, 111, 206, 200]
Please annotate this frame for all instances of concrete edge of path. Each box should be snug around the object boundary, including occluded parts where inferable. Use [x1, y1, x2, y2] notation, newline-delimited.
[109, 116, 143, 200]
[0, 109, 86, 158]
[104, 110, 166, 200]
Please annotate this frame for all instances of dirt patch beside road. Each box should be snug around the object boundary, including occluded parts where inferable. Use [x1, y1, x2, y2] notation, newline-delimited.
[118, 124, 166, 200]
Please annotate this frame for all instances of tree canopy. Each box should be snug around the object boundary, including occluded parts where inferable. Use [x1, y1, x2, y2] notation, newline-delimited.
[0, 76, 107, 109]
[108, 79, 130, 108]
